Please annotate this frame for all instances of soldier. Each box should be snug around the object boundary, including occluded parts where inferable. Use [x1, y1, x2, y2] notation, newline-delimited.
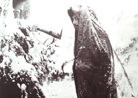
[0, 7, 2, 17]
[68, 5, 117, 98]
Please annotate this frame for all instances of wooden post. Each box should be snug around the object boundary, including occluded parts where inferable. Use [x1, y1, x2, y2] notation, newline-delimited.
[0, 7, 2, 16]
[20, 9, 23, 19]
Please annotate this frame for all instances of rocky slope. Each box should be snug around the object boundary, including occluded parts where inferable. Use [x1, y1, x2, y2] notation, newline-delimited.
[0, 19, 70, 98]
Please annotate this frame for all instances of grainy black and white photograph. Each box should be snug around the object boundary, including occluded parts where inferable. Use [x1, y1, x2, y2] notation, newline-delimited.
[0, 0, 138, 98]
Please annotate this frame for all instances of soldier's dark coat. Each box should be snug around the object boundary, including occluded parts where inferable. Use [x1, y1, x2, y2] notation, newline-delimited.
[68, 5, 117, 98]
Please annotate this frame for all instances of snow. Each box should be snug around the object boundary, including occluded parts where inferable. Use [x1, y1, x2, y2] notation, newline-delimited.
[42, 80, 77, 98]
[1, 0, 138, 98]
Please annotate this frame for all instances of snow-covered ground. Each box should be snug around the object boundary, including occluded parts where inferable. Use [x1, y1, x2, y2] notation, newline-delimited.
[1, 0, 138, 98]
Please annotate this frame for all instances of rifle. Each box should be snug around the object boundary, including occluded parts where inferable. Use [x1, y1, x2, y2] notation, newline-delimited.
[37, 27, 62, 39]
[19, 26, 63, 39]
